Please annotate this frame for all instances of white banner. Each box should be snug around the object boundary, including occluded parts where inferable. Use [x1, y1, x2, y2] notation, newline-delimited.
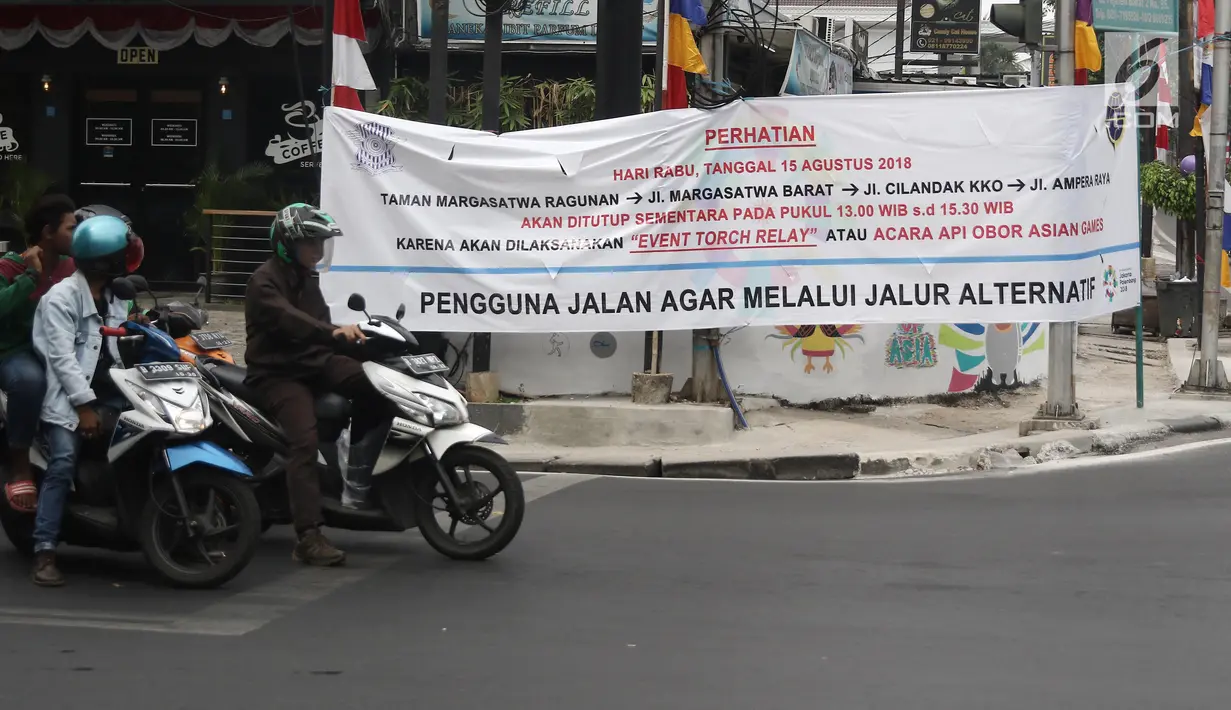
[319, 86, 1142, 333]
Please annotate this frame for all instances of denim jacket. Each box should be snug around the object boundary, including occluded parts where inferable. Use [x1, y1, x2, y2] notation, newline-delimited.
[32, 272, 129, 430]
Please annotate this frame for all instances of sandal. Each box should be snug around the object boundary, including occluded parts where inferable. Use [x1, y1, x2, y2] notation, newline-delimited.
[5, 481, 37, 514]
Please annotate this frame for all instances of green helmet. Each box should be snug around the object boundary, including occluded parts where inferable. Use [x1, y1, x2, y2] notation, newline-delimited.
[270, 203, 342, 263]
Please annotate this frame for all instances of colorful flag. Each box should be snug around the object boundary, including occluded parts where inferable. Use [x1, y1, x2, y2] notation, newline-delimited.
[662, 0, 707, 110]
[1198, 0, 1215, 38]
[1156, 41, 1172, 154]
[1074, 0, 1101, 75]
[332, 0, 375, 111]
[1192, 40, 1213, 136]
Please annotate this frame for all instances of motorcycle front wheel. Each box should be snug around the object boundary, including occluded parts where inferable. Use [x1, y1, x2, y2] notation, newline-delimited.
[139, 466, 261, 589]
[413, 444, 525, 561]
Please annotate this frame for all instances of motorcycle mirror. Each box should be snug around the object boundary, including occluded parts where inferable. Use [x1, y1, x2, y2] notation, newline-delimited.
[347, 294, 366, 312]
[110, 277, 137, 301]
[127, 274, 151, 293]
[395, 303, 406, 321]
[193, 275, 206, 307]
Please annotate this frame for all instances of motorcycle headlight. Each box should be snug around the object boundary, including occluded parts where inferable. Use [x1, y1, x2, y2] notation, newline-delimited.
[173, 408, 208, 433]
[401, 392, 464, 426]
[374, 374, 466, 427]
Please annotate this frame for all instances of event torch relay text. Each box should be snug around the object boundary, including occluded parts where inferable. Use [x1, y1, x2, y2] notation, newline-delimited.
[318, 85, 1142, 332]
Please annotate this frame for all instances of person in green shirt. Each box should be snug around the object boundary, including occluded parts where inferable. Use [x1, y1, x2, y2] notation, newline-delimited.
[0, 194, 77, 512]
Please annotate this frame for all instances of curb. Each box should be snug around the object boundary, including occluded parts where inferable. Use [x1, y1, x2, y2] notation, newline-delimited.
[504, 417, 1231, 480]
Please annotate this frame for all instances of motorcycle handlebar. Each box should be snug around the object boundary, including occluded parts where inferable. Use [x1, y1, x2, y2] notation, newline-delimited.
[99, 326, 127, 337]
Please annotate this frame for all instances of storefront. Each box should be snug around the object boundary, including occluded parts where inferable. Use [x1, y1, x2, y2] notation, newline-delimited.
[0, 3, 385, 287]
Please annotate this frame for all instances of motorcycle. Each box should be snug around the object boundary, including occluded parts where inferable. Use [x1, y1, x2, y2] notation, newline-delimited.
[0, 276, 262, 588]
[194, 294, 524, 561]
[146, 276, 237, 365]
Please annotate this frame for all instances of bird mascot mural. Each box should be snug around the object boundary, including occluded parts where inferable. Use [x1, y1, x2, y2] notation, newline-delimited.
[938, 322, 1045, 393]
[768, 324, 865, 374]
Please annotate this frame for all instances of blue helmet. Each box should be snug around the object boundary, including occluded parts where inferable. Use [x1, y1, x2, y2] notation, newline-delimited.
[73, 215, 129, 259]
[73, 215, 143, 278]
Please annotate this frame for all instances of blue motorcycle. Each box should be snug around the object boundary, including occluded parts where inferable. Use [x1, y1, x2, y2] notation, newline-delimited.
[0, 277, 261, 588]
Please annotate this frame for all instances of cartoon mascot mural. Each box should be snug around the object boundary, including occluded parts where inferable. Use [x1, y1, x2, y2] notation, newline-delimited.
[938, 323, 1045, 393]
[768, 324, 864, 374]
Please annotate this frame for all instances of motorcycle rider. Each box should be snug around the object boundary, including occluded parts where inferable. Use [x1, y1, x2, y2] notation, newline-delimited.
[244, 203, 387, 567]
[30, 214, 143, 586]
[0, 194, 77, 514]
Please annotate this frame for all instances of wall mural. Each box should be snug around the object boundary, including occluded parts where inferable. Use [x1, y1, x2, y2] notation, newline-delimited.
[768, 324, 864, 374]
[884, 323, 937, 369]
[938, 323, 1045, 393]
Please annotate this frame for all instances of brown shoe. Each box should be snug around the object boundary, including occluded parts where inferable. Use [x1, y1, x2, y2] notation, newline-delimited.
[32, 551, 64, 587]
[292, 527, 346, 567]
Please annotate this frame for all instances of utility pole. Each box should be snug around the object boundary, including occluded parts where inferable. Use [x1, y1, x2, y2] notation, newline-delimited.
[689, 31, 725, 403]
[1031, 0, 1082, 424]
[595, 0, 643, 120]
[1188, 0, 1231, 388]
[1179, 0, 1197, 278]
[428, 0, 449, 124]
[470, 0, 505, 383]
[894, 0, 906, 79]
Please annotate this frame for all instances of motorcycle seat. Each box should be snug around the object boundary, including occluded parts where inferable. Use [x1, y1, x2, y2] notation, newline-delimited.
[206, 361, 351, 422]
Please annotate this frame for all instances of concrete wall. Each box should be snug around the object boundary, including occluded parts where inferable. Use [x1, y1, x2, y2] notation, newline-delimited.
[445, 323, 1049, 403]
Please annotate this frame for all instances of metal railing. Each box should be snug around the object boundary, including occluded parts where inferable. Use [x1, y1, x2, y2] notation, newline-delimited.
[202, 209, 276, 303]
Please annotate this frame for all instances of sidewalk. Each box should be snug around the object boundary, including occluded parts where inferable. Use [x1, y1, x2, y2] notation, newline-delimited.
[496, 327, 1231, 479]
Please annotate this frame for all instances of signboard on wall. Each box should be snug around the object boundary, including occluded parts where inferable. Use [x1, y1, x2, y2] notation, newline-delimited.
[910, 0, 980, 55]
[151, 118, 198, 147]
[780, 30, 854, 96]
[1092, 0, 1178, 35]
[249, 79, 325, 171]
[86, 118, 133, 146]
[416, 0, 658, 43]
[117, 47, 160, 64]
[318, 86, 1141, 333]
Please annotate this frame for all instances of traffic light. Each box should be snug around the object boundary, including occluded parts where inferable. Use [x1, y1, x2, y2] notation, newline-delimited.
[990, 0, 1044, 48]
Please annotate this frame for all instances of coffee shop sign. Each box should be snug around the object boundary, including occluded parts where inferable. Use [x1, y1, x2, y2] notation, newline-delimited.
[265, 100, 323, 167]
[0, 113, 22, 162]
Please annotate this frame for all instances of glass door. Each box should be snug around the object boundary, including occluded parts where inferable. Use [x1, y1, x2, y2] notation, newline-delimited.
[76, 88, 141, 221]
[141, 88, 204, 285]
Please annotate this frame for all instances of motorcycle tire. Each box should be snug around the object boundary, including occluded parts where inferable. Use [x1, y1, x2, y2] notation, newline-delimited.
[0, 506, 34, 558]
[139, 466, 262, 589]
[414, 444, 525, 561]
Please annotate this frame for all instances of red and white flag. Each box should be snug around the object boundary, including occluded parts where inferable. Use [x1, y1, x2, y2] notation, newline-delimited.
[331, 0, 375, 111]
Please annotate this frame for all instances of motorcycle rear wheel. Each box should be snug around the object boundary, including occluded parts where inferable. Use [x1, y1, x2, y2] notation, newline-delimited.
[414, 444, 524, 561]
[139, 467, 261, 589]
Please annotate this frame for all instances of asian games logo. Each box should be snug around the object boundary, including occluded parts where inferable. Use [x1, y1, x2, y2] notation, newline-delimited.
[1103, 263, 1118, 302]
[346, 121, 402, 176]
[1104, 91, 1126, 148]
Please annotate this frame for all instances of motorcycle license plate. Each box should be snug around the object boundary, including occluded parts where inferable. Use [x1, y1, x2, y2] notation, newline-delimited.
[135, 362, 201, 381]
[402, 354, 448, 375]
[190, 331, 232, 350]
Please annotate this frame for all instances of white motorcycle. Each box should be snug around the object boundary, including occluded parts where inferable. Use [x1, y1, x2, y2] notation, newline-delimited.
[0, 299, 262, 589]
[194, 294, 525, 560]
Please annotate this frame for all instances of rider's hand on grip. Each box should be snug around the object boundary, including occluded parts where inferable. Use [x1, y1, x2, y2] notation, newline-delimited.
[332, 324, 367, 344]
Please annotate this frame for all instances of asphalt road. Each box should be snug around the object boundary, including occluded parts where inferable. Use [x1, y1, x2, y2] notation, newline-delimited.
[0, 444, 1229, 709]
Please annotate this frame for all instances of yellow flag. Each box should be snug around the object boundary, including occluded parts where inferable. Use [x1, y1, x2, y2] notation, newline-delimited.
[667, 14, 708, 75]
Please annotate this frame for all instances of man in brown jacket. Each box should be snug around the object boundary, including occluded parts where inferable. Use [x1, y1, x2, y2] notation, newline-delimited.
[244, 203, 385, 566]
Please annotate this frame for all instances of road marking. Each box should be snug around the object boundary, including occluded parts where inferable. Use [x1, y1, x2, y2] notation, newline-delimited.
[0, 473, 597, 636]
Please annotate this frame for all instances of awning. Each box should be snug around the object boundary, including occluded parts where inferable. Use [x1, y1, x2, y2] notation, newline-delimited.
[0, 5, 377, 52]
